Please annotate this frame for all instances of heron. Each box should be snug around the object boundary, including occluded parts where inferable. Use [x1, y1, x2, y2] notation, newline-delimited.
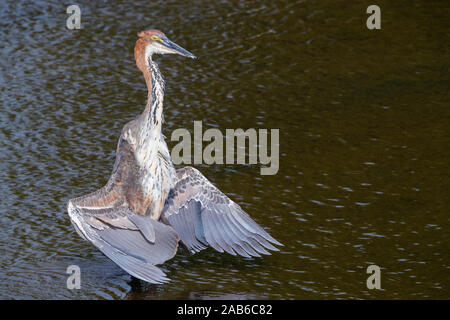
[68, 29, 282, 284]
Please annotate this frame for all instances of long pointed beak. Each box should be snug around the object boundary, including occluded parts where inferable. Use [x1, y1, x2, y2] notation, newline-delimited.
[162, 38, 196, 59]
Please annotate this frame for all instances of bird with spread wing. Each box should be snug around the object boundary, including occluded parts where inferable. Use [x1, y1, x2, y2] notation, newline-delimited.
[68, 29, 282, 284]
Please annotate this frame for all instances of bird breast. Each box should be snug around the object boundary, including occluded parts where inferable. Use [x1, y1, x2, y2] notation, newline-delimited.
[134, 132, 176, 219]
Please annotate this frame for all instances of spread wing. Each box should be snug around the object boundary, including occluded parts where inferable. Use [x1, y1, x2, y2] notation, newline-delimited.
[68, 199, 179, 284]
[161, 167, 282, 257]
[67, 138, 179, 284]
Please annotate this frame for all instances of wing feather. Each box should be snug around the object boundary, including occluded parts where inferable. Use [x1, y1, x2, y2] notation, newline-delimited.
[68, 195, 179, 284]
[162, 166, 282, 257]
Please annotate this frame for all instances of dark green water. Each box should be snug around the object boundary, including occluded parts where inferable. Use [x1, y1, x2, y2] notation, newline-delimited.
[0, 0, 448, 299]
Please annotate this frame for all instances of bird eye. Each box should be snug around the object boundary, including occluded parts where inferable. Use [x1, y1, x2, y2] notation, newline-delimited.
[151, 35, 160, 41]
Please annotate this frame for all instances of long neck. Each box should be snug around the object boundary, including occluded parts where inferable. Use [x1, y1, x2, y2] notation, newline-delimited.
[142, 57, 165, 134]
[133, 43, 177, 203]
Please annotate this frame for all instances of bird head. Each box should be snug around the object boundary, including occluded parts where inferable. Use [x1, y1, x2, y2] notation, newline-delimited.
[137, 29, 196, 60]
[134, 29, 196, 73]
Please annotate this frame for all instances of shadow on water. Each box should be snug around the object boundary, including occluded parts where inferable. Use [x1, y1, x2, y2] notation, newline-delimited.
[0, 0, 448, 299]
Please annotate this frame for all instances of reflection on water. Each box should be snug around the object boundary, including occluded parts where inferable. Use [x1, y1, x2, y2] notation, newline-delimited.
[0, 0, 448, 299]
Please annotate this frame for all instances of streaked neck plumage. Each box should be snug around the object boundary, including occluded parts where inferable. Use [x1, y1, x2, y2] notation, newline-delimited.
[133, 38, 166, 137]
[136, 48, 166, 154]
[144, 52, 165, 132]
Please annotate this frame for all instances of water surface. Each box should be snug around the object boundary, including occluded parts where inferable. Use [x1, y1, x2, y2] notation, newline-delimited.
[0, 0, 448, 299]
